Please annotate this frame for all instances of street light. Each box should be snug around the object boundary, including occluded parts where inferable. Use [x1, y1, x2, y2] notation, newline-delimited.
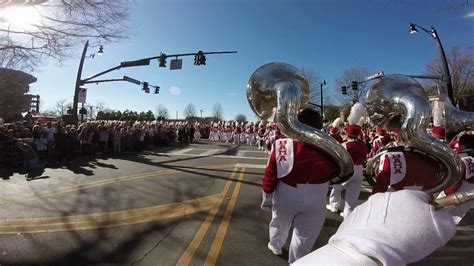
[320, 80, 326, 117]
[73, 40, 104, 119]
[409, 23, 453, 102]
[97, 45, 104, 56]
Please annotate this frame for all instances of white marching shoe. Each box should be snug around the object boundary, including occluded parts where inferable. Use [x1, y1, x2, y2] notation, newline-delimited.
[326, 204, 339, 213]
[267, 242, 282, 256]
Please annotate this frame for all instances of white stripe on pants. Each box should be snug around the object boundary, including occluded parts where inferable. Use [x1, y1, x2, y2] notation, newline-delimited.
[270, 181, 328, 264]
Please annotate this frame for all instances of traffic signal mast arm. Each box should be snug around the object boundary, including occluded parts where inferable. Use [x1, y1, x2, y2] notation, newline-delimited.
[80, 50, 237, 85]
[83, 76, 158, 90]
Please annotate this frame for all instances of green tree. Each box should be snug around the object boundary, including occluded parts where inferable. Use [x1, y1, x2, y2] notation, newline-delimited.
[146, 110, 155, 121]
[96, 111, 105, 120]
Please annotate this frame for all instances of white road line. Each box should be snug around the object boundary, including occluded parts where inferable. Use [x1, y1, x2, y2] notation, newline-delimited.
[457, 225, 474, 232]
[170, 148, 193, 155]
[236, 150, 247, 157]
[200, 149, 220, 156]
[235, 163, 266, 169]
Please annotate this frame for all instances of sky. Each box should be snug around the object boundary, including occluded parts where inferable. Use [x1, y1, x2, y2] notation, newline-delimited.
[24, 0, 474, 121]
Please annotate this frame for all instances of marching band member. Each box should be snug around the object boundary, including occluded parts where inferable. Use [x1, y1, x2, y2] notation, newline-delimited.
[261, 108, 336, 264]
[371, 120, 440, 194]
[193, 122, 201, 141]
[257, 122, 266, 150]
[329, 118, 344, 144]
[293, 190, 457, 265]
[246, 122, 256, 146]
[437, 134, 474, 224]
[233, 122, 242, 144]
[371, 127, 390, 155]
[327, 103, 368, 218]
[431, 107, 446, 142]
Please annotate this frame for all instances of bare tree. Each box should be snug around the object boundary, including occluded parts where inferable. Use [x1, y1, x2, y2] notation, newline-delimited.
[95, 101, 106, 113]
[235, 114, 247, 123]
[425, 46, 474, 99]
[335, 66, 371, 104]
[183, 103, 197, 118]
[0, 0, 132, 71]
[301, 67, 324, 105]
[211, 102, 224, 121]
[54, 99, 71, 116]
[155, 104, 169, 119]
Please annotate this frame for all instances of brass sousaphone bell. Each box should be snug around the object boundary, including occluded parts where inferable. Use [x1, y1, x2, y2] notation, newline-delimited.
[247, 63, 354, 184]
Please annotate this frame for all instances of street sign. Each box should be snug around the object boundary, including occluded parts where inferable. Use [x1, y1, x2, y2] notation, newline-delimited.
[365, 70, 385, 81]
[78, 88, 87, 103]
[170, 59, 183, 70]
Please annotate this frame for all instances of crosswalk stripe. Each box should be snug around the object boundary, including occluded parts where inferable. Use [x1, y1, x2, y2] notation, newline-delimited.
[235, 150, 246, 157]
[171, 148, 193, 155]
[201, 149, 220, 156]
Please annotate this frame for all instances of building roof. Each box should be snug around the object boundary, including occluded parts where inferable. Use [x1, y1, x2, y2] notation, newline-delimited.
[0, 68, 37, 87]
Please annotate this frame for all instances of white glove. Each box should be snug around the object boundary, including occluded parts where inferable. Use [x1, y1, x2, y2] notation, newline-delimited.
[326, 190, 457, 265]
[260, 191, 273, 212]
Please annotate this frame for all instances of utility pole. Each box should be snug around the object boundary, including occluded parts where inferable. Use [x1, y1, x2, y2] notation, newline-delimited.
[73, 40, 90, 120]
[200, 109, 203, 118]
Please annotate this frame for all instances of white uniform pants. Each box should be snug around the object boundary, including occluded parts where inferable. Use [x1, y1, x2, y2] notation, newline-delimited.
[328, 165, 364, 216]
[247, 133, 256, 146]
[233, 133, 240, 143]
[270, 181, 329, 264]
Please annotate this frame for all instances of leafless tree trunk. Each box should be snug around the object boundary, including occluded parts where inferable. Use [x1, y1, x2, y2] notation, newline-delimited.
[301, 67, 323, 105]
[54, 99, 71, 116]
[212, 102, 224, 121]
[155, 104, 169, 119]
[0, 0, 132, 71]
[183, 103, 197, 119]
[425, 46, 474, 99]
[335, 66, 370, 104]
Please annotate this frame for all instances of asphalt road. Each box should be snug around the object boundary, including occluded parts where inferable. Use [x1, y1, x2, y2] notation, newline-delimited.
[0, 140, 472, 265]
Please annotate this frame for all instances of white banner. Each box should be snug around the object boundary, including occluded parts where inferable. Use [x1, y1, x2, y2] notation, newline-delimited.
[78, 88, 87, 104]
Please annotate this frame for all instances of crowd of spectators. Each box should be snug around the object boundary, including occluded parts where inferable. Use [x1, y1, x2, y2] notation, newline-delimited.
[0, 119, 213, 171]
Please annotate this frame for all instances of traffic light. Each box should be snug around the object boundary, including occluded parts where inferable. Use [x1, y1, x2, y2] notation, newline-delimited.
[143, 82, 150, 93]
[79, 107, 88, 115]
[155, 86, 160, 94]
[341, 86, 347, 95]
[194, 50, 206, 65]
[159, 53, 167, 68]
[351, 81, 358, 91]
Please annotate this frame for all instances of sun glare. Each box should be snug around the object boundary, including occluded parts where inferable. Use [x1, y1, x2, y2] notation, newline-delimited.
[1, 6, 41, 30]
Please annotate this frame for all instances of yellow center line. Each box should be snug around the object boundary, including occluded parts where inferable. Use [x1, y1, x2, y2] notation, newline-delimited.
[176, 166, 239, 266]
[0, 194, 222, 235]
[0, 163, 233, 206]
[204, 168, 245, 266]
